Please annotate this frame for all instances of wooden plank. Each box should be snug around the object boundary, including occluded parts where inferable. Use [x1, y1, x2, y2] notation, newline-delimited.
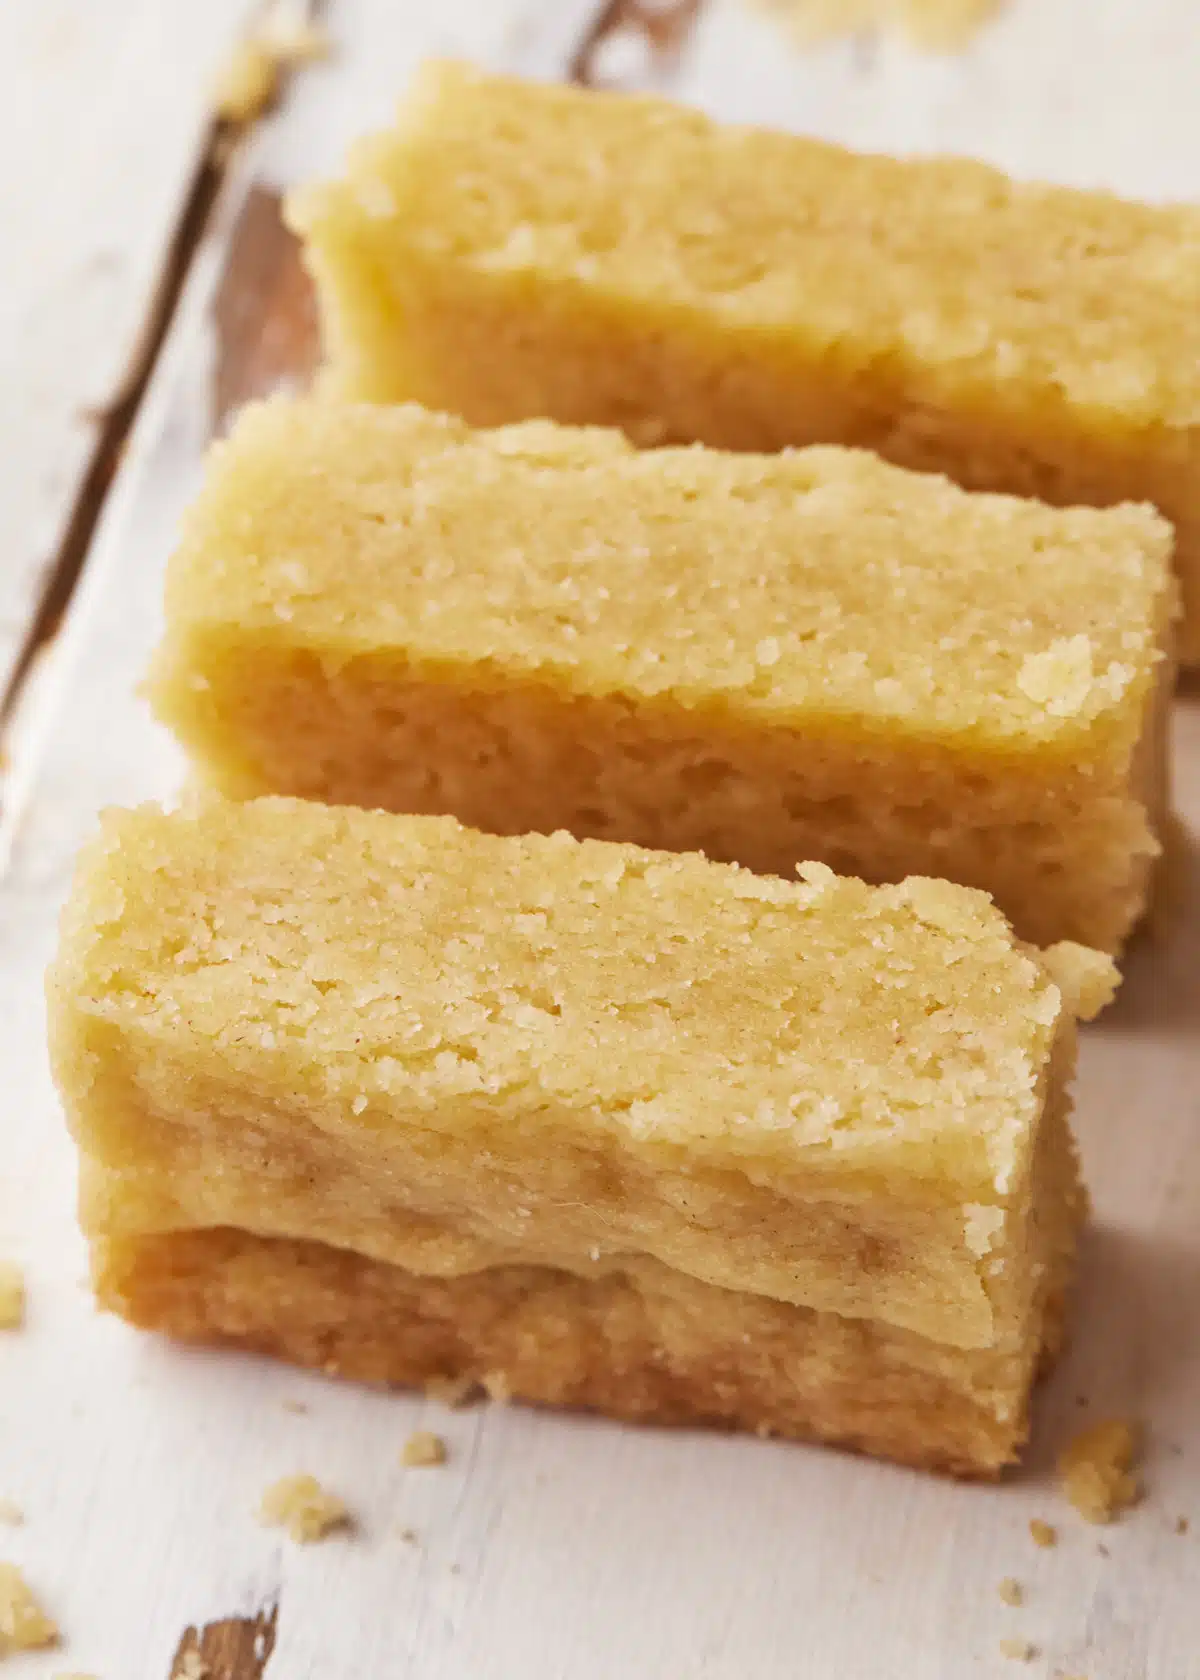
[0, 0, 258, 704]
[3, 2, 1200, 1677]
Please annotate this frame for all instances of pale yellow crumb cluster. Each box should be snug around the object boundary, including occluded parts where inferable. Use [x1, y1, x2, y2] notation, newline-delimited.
[264, 18, 330, 66]
[257, 1473, 350, 1542]
[1028, 1518, 1057, 1549]
[0, 1263, 25, 1330]
[745, 0, 1000, 50]
[0, 1563, 58, 1652]
[1058, 1419, 1142, 1523]
[212, 14, 330, 123]
[999, 1639, 1036, 1663]
[402, 1432, 447, 1469]
[424, 1376, 479, 1409]
[997, 1577, 1023, 1607]
[212, 39, 278, 122]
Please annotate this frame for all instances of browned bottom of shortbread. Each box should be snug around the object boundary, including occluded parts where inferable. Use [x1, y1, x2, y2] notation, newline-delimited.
[95, 1227, 1064, 1478]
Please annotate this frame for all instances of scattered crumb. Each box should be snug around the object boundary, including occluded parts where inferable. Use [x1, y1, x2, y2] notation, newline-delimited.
[397, 1526, 419, 1546]
[280, 1398, 308, 1415]
[1041, 942, 1120, 1021]
[1029, 1518, 1058, 1549]
[402, 1431, 447, 1469]
[0, 1501, 22, 1528]
[0, 1263, 25, 1329]
[0, 1564, 58, 1651]
[1058, 1419, 1142, 1524]
[424, 1375, 479, 1409]
[998, 1577, 1024, 1607]
[212, 12, 331, 123]
[999, 1638, 1036, 1663]
[258, 1473, 351, 1543]
[1176, 1516, 1190, 1535]
[482, 1371, 511, 1404]
[212, 39, 278, 122]
[745, 0, 1001, 51]
[266, 18, 331, 66]
[173, 1650, 208, 1680]
[1097, 1542, 1110, 1558]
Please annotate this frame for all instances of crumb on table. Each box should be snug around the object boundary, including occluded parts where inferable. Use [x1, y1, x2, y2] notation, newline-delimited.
[1176, 1515, 1190, 1535]
[0, 1501, 22, 1527]
[482, 1371, 512, 1404]
[212, 39, 278, 122]
[262, 18, 330, 67]
[744, 0, 1001, 50]
[212, 16, 331, 122]
[0, 1563, 58, 1651]
[1058, 1419, 1142, 1523]
[424, 1375, 479, 1409]
[0, 1263, 25, 1330]
[402, 1431, 447, 1469]
[258, 1473, 350, 1543]
[998, 1637, 1036, 1663]
[1029, 1518, 1057, 1549]
[997, 1577, 1023, 1607]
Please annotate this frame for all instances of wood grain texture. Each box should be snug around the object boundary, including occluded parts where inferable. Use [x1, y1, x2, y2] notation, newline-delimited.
[169, 1604, 279, 1680]
[0, 0, 256, 705]
[571, 0, 704, 84]
[2, 2, 1200, 1677]
[212, 186, 320, 433]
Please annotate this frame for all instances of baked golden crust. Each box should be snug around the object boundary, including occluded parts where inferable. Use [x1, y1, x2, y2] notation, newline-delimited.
[93, 1225, 1060, 1478]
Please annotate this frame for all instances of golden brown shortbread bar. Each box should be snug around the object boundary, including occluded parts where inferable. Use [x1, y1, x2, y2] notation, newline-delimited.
[48, 796, 1102, 1474]
[148, 399, 1174, 953]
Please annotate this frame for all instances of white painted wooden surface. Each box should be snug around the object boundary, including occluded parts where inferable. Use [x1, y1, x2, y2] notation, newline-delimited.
[0, 0, 258, 699]
[3, 2, 1200, 1676]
